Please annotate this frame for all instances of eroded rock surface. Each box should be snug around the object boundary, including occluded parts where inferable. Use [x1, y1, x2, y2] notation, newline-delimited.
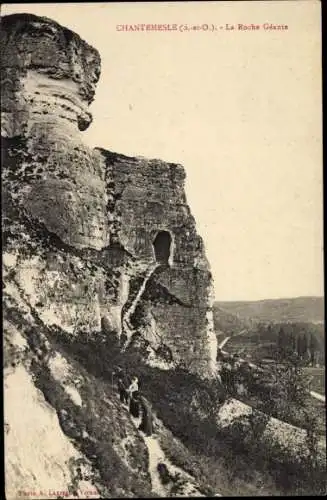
[2, 12, 217, 499]
[2, 13, 216, 378]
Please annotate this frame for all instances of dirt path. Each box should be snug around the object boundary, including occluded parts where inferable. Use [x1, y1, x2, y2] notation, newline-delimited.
[123, 263, 159, 339]
[128, 414, 216, 497]
[218, 336, 230, 349]
[141, 432, 171, 497]
[218, 329, 248, 350]
[310, 390, 326, 403]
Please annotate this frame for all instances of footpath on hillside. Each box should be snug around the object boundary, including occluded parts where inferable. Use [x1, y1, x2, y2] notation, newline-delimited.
[113, 382, 220, 497]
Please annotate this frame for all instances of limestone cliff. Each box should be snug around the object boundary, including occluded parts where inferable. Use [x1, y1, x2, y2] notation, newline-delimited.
[2, 13, 217, 499]
[1, 12, 217, 377]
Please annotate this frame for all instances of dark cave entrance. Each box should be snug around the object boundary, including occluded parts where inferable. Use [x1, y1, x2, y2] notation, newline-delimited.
[153, 231, 172, 266]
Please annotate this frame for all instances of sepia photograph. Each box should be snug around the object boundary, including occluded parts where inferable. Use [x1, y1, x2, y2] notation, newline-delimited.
[1, 1, 325, 498]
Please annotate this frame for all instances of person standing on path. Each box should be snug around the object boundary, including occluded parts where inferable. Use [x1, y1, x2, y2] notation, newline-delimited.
[115, 367, 130, 404]
[138, 394, 153, 436]
[126, 376, 139, 409]
[129, 390, 140, 418]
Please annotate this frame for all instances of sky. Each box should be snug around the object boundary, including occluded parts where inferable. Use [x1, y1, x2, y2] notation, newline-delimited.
[2, 1, 323, 301]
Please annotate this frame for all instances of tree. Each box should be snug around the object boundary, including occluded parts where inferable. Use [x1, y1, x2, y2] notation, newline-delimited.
[283, 354, 308, 405]
[277, 325, 286, 359]
[277, 324, 296, 361]
[290, 329, 297, 352]
[309, 332, 320, 365]
[297, 333, 308, 358]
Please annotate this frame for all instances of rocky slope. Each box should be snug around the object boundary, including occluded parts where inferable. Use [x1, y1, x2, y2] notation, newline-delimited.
[1, 13, 217, 499]
[2, 13, 326, 499]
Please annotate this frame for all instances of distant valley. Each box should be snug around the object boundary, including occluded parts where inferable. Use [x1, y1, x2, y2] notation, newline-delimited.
[214, 296, 324, 329]
[213, 296, 325, 365]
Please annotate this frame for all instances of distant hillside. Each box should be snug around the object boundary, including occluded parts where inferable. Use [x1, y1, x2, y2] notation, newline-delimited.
[213, 305, 252, 336]
[215, 297, 324, 324]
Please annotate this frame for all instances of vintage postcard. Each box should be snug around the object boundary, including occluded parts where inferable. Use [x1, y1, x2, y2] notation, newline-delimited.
[1, 1, 324, 498]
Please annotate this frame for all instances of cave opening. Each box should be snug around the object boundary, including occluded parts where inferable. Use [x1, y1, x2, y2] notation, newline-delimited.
[152, 230, 172, 266]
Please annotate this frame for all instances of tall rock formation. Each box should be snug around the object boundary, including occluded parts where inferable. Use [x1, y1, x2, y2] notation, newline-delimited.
[1, 13, 217, 378]
[1, 13, 218, 497]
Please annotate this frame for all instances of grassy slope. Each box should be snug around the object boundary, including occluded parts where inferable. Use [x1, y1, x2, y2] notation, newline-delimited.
[51, 330, 326, 497]
[4, 289, 153, 498]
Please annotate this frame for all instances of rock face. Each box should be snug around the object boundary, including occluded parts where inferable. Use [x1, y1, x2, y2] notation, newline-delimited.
[1, 13, 107, 252]
[100, 149, 217, 373]
[2, 13, 217, 498]
[1, 13, 217, 377]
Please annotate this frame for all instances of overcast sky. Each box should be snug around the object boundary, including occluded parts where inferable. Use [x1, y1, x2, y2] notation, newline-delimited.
[2, 1, 323, 301]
